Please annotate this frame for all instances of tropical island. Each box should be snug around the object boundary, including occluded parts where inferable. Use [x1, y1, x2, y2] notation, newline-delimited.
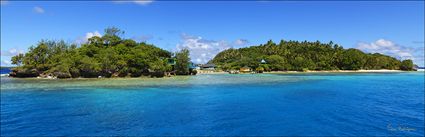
[9, 27, 196, 78]
[8, 27, 416, 78]
[210, 40, 415, 72]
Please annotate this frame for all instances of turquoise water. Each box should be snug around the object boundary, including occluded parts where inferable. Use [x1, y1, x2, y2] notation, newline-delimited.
[1, 72, 424, 136]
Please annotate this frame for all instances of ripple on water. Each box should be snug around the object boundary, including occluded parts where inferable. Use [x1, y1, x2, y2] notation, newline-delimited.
[1, 73, 424, 136]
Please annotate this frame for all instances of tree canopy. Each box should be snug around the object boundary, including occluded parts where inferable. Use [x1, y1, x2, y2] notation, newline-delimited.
[10, 27, 191, 78]
[210, 40, 415, 71]
[175, 49, 190, 75]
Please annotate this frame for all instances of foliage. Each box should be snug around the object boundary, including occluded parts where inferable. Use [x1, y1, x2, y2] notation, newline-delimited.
[10, 27, 181, 78]
[400, 59, 414, 71]
[11, 53, 24, 66]
[175, 49, 190, 75]
[265, 55, 286, 70]
[211, 40, 414, 71]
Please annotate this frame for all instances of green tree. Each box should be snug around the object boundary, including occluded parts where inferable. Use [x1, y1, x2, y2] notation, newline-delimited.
[340, 49, 366, 70]
[266, 55, 286, 70]
[11, 53, 24, 66]
[78, 56, 101, 77]
[211, 40, 408, 71]
[9, 27, 174, 78]
[400, 59, 414, 71]
[149, 59, 167, 72]
[175, 49, 190, 75]
[102, 27, 124, 46]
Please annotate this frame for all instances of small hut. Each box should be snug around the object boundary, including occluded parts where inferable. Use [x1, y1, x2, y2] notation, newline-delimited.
[240, 66, 251, 73]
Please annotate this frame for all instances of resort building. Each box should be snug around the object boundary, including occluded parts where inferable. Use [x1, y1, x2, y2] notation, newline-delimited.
[201, 64, 216, 70]
[167, 58, 176, 71]
[189, 62, 198, 70]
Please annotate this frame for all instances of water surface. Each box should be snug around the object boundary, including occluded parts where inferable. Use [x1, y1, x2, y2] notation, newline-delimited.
[1, 72, 424, 136]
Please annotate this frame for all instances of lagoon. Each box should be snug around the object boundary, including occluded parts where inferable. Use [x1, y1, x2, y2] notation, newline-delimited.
[1, 72, 424, 136]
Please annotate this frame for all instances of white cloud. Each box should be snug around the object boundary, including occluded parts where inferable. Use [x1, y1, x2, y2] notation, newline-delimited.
[133, 0, 153, 5]
[33, 6, 45, 14]
[86, 31, 102, 39]
[75, 31, 102, 44]
[1, 48, 25, 56]
[113, 0, 154, 5]
[234, 39, 249, 46]
[1, 60, 12, 66]
[356, 39, 415, 60]
[176, 33, 248, 64]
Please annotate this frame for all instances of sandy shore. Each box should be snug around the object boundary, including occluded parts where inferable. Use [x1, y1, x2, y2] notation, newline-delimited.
[2, 69, 414, 79]
[264, 70, 406, 74]
[198, 69, 409, 74]
[197, 70, 228, 74]
[266, 70, 410, 74]
[268, 69, 405, 73]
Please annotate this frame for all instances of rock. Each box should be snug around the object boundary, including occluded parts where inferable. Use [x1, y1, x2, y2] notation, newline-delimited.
[150, 71, 165, 78]
[9, 68, 39, 78]
[111, 72, 120, 78]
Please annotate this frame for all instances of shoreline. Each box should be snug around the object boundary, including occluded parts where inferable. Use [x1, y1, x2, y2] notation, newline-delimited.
[265, 69, 407, 73]
[198, 69, 414, 75]
[1, 69, 419, 79]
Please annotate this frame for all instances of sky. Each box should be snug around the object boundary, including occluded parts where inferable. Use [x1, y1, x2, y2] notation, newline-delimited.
[1, 1, 424, 66]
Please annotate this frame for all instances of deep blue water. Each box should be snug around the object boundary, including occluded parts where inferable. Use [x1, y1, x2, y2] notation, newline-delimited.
[1, 72, 424, 136]
[0, 68, 11, 74]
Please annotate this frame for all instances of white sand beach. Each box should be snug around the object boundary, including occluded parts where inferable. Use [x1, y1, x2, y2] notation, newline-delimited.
[197, 69, 408, 74]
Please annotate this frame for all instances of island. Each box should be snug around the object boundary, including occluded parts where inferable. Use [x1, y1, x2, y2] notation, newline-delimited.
[8, 27, 416, 79]
[9, 27, 196, 78]
[210, 40, 415, 72]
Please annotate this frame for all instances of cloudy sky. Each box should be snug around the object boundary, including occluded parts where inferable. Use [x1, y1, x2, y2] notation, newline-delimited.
[1, 1, 424, 66]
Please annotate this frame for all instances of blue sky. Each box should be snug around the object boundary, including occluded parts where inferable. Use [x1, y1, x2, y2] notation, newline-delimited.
[1, 1, 424, 66]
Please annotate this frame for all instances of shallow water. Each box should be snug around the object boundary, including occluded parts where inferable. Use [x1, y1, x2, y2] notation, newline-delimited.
[1, 72, 424, 136]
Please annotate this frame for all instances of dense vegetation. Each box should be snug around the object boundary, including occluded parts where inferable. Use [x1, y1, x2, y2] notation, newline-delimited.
[10, 27, 194, 78]
[210, 40, 415, 71]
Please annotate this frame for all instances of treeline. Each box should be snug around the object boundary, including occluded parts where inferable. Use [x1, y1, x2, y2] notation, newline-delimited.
[210, 40, 415, 71]
[10, 27, 195, 78]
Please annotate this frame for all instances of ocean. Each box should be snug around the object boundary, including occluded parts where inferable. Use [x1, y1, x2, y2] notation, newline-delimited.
[0, 67, 11, 75]
[1, 72, 424, 136]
